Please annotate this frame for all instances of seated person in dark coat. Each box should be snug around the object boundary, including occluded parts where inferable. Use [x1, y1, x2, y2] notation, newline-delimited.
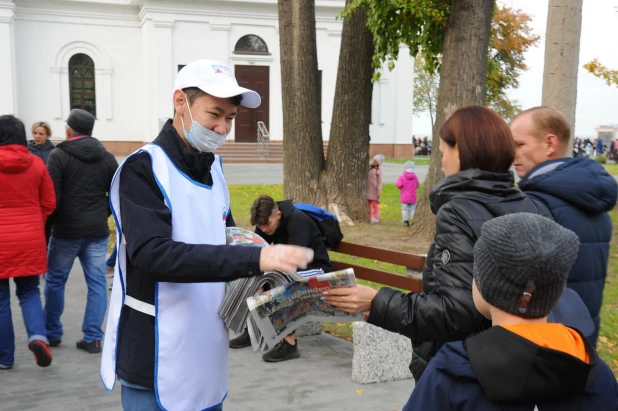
[229, 195, 331, 363]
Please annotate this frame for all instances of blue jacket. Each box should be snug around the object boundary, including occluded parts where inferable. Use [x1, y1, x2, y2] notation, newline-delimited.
[404, 326, 618, 411]
[519, 158, 617, 347]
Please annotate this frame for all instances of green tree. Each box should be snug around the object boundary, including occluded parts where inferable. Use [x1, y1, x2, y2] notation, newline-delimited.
[279, 0, 374, 223]
[349, 0, 495, 237]
[486, 5, 540, 120]
[411, 5, 539, 126]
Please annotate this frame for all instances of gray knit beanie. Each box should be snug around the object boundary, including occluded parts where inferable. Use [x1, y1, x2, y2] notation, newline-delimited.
[66, 109, 95, 136]
[473, 213, 580, 319]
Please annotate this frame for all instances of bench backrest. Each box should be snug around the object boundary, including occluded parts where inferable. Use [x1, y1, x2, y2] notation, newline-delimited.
[330, 242, 425, 293]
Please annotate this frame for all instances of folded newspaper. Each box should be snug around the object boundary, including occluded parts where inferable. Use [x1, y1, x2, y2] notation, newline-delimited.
[246, 268, 363, 349]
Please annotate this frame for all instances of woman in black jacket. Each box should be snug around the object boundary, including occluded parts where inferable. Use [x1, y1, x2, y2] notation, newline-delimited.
[324, 105, 548, 381]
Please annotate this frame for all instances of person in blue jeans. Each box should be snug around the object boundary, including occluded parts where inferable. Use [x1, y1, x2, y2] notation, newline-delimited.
[121, 385, 223, 411]
[45, 237, 109, 350]
[44, 109, 118, 353]
[105, 244, 117, 277]
[0, 277, 53, 368]
[106, 245, 117, 291]
[0, 114, 56, 369]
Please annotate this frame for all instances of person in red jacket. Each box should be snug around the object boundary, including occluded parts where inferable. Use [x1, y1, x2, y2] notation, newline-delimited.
[0, 115, 56, 369]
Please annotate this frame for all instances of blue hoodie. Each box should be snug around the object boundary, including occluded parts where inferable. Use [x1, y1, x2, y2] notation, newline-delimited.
[518, 157, 617, 347]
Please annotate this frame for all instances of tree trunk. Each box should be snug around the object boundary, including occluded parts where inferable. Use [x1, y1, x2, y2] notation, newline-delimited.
[278, 0, 324, 202]
[542, 0, 583, 151]
[409, 0, 495, 239]
[322, 0, 374, 224]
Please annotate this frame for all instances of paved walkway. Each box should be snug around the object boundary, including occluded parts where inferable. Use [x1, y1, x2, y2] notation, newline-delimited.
[114, 156, 429, 185]
[1, 264, 414, 411]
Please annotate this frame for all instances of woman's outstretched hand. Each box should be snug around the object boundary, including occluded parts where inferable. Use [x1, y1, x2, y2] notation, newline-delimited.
[322, 285, 378, 314]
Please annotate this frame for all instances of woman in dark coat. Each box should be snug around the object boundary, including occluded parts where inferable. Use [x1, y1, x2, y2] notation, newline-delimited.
[27, 121, 54, 165]
[324, 105, 549, 381]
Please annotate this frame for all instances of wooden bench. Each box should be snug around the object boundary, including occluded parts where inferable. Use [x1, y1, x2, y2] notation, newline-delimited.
[328, 242, 427, 384]
[331, 242, 425, 292]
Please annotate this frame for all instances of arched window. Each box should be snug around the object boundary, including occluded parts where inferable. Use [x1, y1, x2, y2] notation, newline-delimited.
[69, 53, 96, 116]
[234, 35, 269, 55]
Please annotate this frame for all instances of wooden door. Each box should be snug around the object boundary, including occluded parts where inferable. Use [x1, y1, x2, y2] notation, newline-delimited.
[234, 65, 269, 143]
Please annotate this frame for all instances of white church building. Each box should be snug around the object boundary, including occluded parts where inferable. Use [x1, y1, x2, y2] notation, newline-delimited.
[0, 0, 414, 158]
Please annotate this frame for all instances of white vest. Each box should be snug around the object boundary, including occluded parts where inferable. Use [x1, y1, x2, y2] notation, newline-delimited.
[101, 143, 230, 411]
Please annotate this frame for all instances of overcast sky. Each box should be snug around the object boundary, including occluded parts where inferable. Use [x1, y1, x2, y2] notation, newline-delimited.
[411, 0, 618, 138]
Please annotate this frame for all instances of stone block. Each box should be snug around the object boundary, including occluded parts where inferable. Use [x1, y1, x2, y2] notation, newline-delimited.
[351, 322, 414, 384]
[294, 321, 323, 337]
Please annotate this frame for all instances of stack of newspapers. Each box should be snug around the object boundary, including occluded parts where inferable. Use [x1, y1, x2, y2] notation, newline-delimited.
[219, 228, 303, 348]
[219, 269, 303, 333]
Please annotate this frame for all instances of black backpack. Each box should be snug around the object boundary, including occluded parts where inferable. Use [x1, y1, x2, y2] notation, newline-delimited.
[293, 203, 344, 250]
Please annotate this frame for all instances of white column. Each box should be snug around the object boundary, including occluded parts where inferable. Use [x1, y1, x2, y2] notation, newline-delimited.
[210, 24, 230, 62]
[96, 69, 114, 120]
[393, 45, 414, 146]
[155, 21, 174, 126]
[50, 67, 63, 120]
[0, 1, 16, 115]
[141, 17, 175, 137]
[378, 78, 388, 126]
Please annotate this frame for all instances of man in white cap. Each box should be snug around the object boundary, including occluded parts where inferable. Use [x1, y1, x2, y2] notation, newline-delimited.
[100, 60, 313, 411]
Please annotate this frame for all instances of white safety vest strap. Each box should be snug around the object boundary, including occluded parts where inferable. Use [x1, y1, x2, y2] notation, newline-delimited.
[124, 295, 155, 316]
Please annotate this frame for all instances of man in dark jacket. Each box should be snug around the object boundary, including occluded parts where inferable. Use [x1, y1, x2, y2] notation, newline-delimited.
[405, 213, 618, 410]
[228, 195, 332, 361]
[512, 106, 617, 347]
[100, 60, 312, 411]
[44, 109, 118, 353]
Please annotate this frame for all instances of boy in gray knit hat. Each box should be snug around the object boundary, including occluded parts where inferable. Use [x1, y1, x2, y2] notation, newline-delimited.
[403, 213, 618, 410]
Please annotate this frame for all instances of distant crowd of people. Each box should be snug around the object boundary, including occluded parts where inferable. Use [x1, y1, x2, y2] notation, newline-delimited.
[573, 136, 618, 160]
[412, 135, 431, 155]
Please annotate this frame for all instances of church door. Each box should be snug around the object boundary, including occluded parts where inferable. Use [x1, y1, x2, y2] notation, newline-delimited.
[234, 65, 269, 143]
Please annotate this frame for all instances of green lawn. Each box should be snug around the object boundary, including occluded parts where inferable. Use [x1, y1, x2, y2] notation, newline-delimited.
[385, 156, 430, 166]
[598, 210, 618, 373]
[603, 163, 618, 176]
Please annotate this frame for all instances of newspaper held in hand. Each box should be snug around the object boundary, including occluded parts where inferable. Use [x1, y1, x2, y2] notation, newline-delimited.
[219, 227, 304, 340]
[246, 268, 363, 349]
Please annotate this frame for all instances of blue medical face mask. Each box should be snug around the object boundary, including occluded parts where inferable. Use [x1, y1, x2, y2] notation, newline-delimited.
[180, 94, 229, 153]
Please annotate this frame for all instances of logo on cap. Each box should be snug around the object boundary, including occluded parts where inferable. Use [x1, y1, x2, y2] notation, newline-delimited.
[212, 64, 235, 79]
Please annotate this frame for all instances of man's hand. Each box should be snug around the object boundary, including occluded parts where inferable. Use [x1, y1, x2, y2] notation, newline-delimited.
[259, 245, 314, 273]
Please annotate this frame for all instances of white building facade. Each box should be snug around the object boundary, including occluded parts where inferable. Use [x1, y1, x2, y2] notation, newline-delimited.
[0, 0, 414, 157]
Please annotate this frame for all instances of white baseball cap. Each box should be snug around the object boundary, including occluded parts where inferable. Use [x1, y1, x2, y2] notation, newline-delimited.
[173, 59, 261, 108]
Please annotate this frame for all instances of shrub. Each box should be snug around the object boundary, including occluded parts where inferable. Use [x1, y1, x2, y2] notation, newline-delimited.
[596, 155, 607, 164]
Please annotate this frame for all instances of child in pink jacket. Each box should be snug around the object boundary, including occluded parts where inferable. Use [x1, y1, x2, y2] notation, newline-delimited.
[367, 155, 384, 223]
[396, 161, 419, 227]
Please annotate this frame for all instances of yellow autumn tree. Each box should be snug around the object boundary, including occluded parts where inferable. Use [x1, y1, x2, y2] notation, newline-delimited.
[486, 5, 540, 120]
[584, 58, 618, 87]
